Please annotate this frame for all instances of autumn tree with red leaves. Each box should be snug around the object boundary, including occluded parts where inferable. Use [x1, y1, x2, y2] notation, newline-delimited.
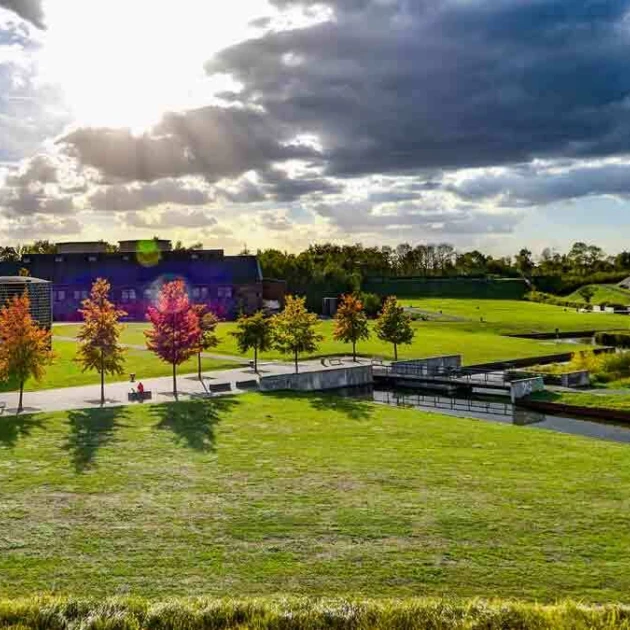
[145, 280, 201, 398]
[75, 278, 127, 406]
[0, 290, 54, 413]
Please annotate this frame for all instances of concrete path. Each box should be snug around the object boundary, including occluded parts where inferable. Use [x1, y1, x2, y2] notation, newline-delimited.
[0, 356, 360, 415]
[53, 335, 250, 364]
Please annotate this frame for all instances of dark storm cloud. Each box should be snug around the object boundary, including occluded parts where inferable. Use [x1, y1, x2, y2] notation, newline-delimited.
[209, 0, 630, 176]
[60, 106, 320, 184]
[0, 0, 44, 28]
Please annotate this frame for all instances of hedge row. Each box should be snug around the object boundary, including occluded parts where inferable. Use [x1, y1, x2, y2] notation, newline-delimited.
[595, 331, 630, 348]
[1, 598, 630, 630]
[525, 291, 585, 310]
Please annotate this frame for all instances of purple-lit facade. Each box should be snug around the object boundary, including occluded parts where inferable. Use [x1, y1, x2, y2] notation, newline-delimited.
[0, 243, 267, 322]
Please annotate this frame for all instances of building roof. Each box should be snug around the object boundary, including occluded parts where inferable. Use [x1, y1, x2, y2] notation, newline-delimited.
[0, 276, 50, 284]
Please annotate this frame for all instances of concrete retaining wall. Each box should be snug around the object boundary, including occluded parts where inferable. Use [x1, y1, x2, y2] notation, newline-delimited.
[260, 365, 373, 392]
[510, 376, 544, 402]
[560, 371, 590, 388]
[391, 355, 462, 376]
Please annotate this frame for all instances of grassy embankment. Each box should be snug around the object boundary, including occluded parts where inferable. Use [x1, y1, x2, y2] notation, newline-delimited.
[566, 284, 630, 306]
[2, 393, 630, 601]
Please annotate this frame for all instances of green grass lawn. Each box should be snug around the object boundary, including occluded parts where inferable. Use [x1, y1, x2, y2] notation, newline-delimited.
[403, 298, 630, 334]
[0, 340, 237, 393]
[1, 393, 630, 601]
[529, 389, 630, 411]
[54, 320, 587, 367]
[566, 284, 630, 306]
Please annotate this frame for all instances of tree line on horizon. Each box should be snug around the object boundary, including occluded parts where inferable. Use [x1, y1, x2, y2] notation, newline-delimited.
[0, 280, 414, 413]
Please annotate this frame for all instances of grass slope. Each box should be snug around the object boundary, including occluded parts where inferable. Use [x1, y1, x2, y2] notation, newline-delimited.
[566, 284, 630, 306]
[404, 298, 630, 334]
[54, 321, 586, 367]
[2, 394, 630, 601]
[530, 390, 630, 411]
[0, 340, 237, 393]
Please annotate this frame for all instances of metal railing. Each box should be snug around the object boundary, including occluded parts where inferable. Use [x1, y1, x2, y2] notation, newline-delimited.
[373, 364, 509, 387]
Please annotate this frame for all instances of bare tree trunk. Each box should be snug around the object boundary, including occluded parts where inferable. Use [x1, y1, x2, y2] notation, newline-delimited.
[394, 343, 398, 361]
[294, 350, 299, 373]
[18, 381, 24, 414]
[254, 345, 258, 373]
[100, 349, 105, 406]
[198, 352, 202, 380]
[353, 340, 357, 362]
[172, 362, 178, 399]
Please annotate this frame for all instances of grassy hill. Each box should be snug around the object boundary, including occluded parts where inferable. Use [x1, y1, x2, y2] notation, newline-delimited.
[566, 283, 630, 306]
[2, 394, 630, 601]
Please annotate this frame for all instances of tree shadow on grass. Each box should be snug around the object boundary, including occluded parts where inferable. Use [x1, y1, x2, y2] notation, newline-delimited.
[265, 390, 374, 421]
[65, 406, 129, 473]
[0, 413, 44, 449]
[150, 397, 240, 452]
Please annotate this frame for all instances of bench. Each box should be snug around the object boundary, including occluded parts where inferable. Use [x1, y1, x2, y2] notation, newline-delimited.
[127, 391, 153, 402]
[209, 382, 232, 394]
[329, 358, 343, 366]
[235, 380, 259, 391]
[0, 401, 5, 415]
[371, 356, 384, 365]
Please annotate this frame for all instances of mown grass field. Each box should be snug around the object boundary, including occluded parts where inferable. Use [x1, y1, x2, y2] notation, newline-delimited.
[530, 390, 630, 411]
[2, 394, 630, 601]
[566, 284, 630, 306]
[0, 340, 237, 393]
[53, 320, 586, 367]
[403, 298, 630, 334]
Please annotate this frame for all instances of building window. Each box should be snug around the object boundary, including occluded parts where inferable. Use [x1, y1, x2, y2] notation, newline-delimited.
[192, 287, 201, 299]
[201, 287, 208, 299]
[23, 257, 30, 263]
[56, 290, 66, 301]
[218, 286, 232, 299]
[122, 289, 136, 302]
[191, 253, 199, 260]
[88, 255, 97, 262]
[82, 290, 89, 299]
[55, 256, 64, 263]
[144, 289, 153, 300]
[74, 290, 81, 300]
[129, 289, 136, 301]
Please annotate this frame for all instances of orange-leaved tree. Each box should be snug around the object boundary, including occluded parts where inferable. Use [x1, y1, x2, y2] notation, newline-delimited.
[333, 293, 370, 362]
[145, 280, 201, 398]
[193, 304, 220, 380]
[0, 290, 54, 413]
[75, 278, 127, 406]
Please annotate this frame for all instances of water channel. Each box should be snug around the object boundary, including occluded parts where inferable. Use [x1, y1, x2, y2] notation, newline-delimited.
[341, 386, 630, 444]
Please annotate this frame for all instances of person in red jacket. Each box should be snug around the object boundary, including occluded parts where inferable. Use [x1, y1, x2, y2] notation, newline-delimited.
[137, 381, 145, 401]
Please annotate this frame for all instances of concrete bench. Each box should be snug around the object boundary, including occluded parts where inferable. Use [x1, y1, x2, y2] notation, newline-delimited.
[209, 382, 232, 394]
[235, 380, 259, 391]
[128, 391, 153, 402]
[371, 356, 384, 365]
[329, 358, 343, 366]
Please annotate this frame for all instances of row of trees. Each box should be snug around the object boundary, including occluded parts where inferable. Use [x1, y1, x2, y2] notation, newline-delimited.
[0, 280, 416, 412]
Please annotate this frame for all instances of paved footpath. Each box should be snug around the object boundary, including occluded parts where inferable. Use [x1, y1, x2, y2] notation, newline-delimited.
[0, 357, 359, 415]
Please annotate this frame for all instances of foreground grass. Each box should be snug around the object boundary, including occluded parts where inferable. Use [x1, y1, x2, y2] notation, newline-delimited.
[2, 597, 630, 630]
[404, 298, 630, 334]
[2, 394, 630, 601]
[55, 320, 586, 366]
[0, 340, 237, 393]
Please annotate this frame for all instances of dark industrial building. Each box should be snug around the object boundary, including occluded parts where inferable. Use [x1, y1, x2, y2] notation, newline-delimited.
[0, 276, 53, 330]
[0, 241, 285, 322]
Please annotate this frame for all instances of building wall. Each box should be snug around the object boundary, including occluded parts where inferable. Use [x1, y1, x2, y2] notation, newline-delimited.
[0, 279, 52, 330]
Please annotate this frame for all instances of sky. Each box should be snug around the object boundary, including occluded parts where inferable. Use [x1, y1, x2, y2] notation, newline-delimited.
[1, 0, 630, 256]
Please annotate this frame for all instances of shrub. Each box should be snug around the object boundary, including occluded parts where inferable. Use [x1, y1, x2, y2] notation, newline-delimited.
[525, 291, 585, 310]
[357, 292, 382, 318]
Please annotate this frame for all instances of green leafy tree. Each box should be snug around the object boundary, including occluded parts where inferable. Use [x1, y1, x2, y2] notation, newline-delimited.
[374, 296, 415, 360]
[75, 278, 127, 406]
[577, 285, 596, 304]
[192, 305, 220, 380]
[272, 295, 323, 373]
[333, 294, 370, 362]
[231, 311, 274, 372]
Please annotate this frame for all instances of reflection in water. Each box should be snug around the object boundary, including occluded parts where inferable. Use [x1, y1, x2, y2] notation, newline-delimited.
[340, 386, 630, 444]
